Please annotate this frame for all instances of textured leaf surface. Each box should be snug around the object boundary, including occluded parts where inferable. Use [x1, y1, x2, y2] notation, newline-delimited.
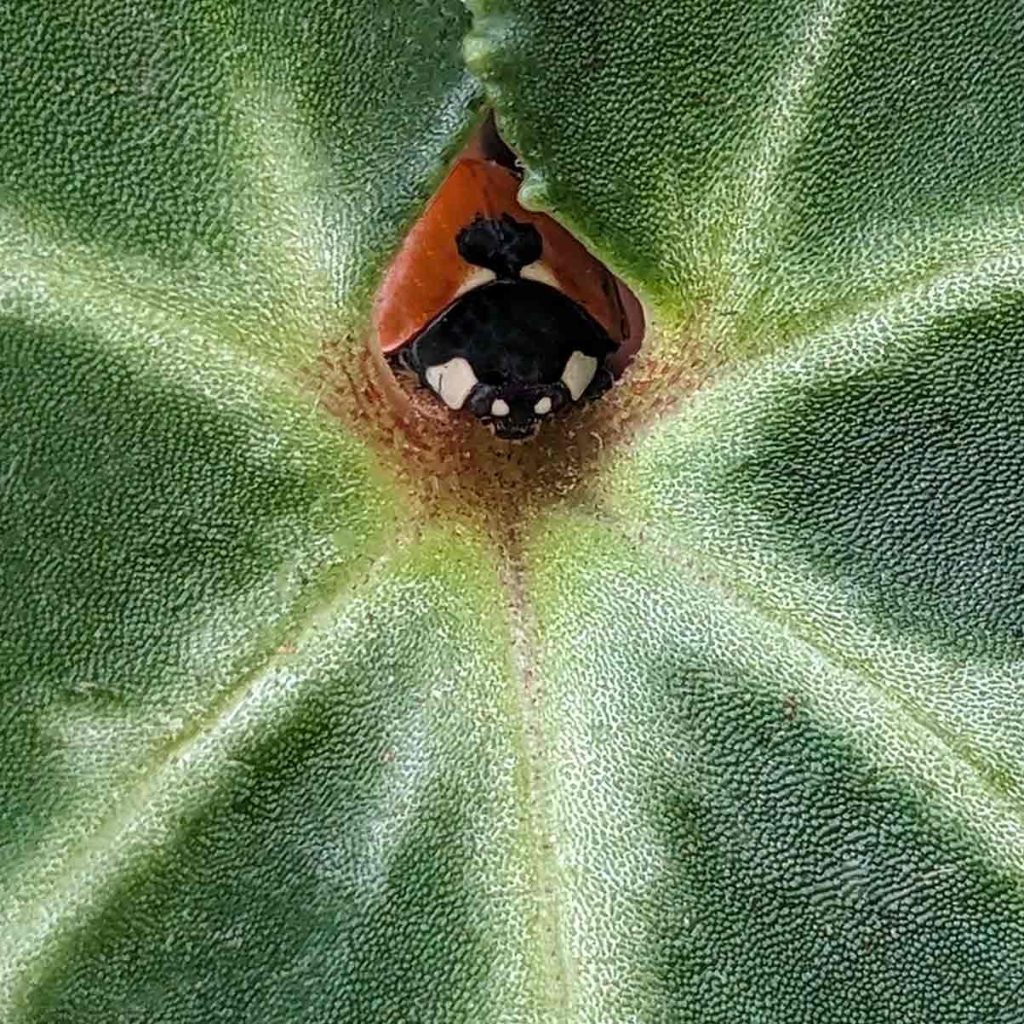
[3, 0, 1024, 1020]
[0, 1, 504, 1018]
[469, 0, 1024, 1018]
[468, 0, 1024, 358]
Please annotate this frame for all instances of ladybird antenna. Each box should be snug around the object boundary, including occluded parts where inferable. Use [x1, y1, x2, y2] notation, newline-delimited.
[477, 111, 520, 170]
[456, 215, 542, 280]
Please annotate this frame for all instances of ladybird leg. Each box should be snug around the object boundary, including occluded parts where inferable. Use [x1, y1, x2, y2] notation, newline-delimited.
[532, 383, 570, 417]
[393, 343, 451, 402]
[466, 382, 499, 421]
[582, 364, 614, 402]
[388, 343, 452, 404]
[387, 344, 419, 376]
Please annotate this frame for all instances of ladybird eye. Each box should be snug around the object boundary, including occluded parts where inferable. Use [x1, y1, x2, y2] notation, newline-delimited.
[490, 398, 510, 417]
[533, 396, 553, 415]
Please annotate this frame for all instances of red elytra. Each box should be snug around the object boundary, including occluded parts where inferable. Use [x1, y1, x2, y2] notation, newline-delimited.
[373, 156, 629, 355]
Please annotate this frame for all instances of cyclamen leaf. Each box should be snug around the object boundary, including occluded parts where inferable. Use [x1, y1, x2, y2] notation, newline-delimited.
[3, 0, 1023, 1020]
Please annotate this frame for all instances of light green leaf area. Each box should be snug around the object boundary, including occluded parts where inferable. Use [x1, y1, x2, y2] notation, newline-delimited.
[4, 0, 1024, 1021]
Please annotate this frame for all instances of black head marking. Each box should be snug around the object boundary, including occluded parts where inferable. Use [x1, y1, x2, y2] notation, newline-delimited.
[456, 215, 542, 280]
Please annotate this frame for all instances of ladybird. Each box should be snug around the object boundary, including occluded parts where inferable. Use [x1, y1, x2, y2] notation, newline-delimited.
[375, 154, 628, 440]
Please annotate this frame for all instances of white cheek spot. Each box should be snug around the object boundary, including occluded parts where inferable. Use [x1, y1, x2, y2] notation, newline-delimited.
[453, 266, 496, 297]
[520, 261, 560, 289]
[561, 351, 598, 401]
[424, 357, 478, 410]
[491, 398, 510, 417]
[533, 396, 553, 415]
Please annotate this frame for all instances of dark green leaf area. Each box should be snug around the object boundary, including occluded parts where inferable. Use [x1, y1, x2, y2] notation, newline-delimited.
[725, 298, 1024, 662]
[18, 547, 536, 1024]
[0, 317, 385, 875]
[468, 0, 1024, 352]
[650, 703, 1024, 1023]
[645, 684, 1024, 1024]
[530, 525, 1024, 1022]
[0, 0, 476, 264]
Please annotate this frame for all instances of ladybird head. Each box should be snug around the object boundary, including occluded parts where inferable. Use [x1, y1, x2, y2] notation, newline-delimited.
[465, 379, 571, 440]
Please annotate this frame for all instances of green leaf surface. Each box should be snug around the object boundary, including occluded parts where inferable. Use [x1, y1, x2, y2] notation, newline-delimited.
[4, 0, 1024, 1020]
[467, 0, 1024, 358]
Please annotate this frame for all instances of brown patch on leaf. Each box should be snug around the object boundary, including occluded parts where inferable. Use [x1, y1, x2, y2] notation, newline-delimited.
[312, 312, 709, 537]
[309, 112, 716, 533]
